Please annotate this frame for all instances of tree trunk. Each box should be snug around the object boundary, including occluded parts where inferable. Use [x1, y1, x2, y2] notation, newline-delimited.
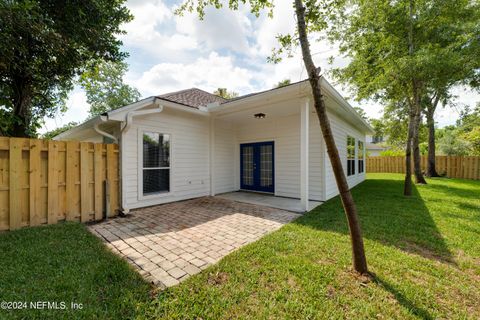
[11, 77, 32, 138]
[412, 101, 427, 184]
[404, 101, 415, 196]
[294, 0, 368, 275]
[425, 96, 440, 177]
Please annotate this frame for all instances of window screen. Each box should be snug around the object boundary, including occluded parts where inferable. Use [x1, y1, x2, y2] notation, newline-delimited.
[143, 132, 170, 195]
[347, 136, 356, 176]
[358, 140, 364, 174]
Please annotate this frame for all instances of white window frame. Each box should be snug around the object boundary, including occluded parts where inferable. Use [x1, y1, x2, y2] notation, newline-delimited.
[358, 140, 365, 174]
[347, 135, 356, 176]
[138, 128, 173, 200]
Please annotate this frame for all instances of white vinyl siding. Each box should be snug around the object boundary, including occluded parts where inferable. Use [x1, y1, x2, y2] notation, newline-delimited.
[123, 108, 210, 209]
[236, 113, 301, 199]
[121, 97, 366, 209]
[308, 108, 325, 201]
[213, 119, 236, 194]
[324, 111, 366, 200]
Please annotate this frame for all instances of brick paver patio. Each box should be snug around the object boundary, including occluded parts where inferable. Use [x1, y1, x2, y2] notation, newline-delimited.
[89, 196, 299, 288]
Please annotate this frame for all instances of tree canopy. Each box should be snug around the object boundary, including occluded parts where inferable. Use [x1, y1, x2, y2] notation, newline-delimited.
[0, 0, 132, 137]
[79, 60, 141, 117]
[275, 79, 291, 88]
[213, 88, 239, 99]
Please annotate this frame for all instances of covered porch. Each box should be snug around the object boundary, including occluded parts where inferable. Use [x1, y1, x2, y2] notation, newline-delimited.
[209, 82, 322, 212]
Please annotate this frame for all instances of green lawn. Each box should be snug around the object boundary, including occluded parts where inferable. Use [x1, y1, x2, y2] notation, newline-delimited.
[1, 174, 479, 319]
[0, 223, 152, 319]
[139, 174, 480, 319]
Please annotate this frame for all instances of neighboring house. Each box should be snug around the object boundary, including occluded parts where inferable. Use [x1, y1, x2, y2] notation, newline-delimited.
[366, 134, 389, 156]
[56, 79, 373, 212]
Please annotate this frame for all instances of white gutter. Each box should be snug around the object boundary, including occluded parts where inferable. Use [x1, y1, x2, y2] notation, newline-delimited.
[119, 99, 164, 214]
[93, 115, 118, 143]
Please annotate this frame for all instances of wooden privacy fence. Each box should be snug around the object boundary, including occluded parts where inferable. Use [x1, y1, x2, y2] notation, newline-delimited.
[367, 156, 480, 180]
[0, 137, 120, 231]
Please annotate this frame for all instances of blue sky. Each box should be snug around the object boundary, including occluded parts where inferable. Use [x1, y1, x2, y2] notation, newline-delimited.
[41, 0, 480, 133]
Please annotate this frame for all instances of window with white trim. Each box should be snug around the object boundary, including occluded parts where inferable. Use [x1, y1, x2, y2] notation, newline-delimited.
[142, 132, 170, 195]
[347, 136, 356, 176]
[358, 140, 364, 173]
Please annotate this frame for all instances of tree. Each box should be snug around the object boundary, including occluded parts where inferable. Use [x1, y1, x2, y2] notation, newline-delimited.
[41, 122, 78, 140]
[381, 101, 428, 151]
[457, 104, 480, 155]
[353, 107, 368, 121]
[79, 60, 141, 117]
[0, 1, 132, 137]
[178, 0, 368, 274]
[275, 79, 291, 88]
[213, 88, 239, 99]
[330, 0, 480, 195]
[368, 119, 385, 144]
[436, 127, 470, 156]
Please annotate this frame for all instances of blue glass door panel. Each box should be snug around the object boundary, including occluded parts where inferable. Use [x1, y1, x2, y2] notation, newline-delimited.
[240, 141, 274, 193]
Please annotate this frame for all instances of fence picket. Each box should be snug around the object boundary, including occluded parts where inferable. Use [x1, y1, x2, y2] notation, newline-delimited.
[80, 143, 91, 222]
[94, 144, 103, 220]
[29, 139, 41, 226]
[106, 144, 116, 217]
[47, 141, 58, 224]
[9, 139, 22, 230]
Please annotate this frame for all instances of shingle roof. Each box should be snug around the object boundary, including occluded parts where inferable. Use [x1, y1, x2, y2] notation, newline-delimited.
[221, 79, 309, 104]
[157, 88, 226, 108]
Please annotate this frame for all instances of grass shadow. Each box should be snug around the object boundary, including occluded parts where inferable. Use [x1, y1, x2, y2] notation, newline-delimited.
[295, 177, 457, 265]
[369, 272, 434, 320]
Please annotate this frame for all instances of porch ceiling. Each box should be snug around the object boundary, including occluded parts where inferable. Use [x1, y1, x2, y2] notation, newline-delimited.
[213, 97, 307, 125]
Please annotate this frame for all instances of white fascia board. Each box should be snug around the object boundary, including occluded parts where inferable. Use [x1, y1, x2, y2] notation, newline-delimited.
[53, 116, 102, 140]
[107, 97, 157, 121]
[209, 82, 310, 113]
[107, 97, 209, 121]
[321, 78, 375, 135]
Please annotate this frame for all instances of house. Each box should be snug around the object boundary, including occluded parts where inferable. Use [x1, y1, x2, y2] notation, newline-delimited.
[366, 134, 389, 156]
[55, 78, 373, 212]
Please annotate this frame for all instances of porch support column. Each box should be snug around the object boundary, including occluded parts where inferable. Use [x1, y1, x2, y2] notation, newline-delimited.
[300, 98, 310, 211]
[209, 116, 216, 196]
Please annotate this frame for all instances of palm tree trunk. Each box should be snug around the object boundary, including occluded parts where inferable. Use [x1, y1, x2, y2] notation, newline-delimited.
[294, 0, 368, 274]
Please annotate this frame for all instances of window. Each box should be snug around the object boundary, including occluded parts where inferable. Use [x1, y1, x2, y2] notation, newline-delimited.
[358, 140, 364, 174]
[142, 132, 170, 195]
[347, 136, 356, 176]
[372, 135, 383, 143]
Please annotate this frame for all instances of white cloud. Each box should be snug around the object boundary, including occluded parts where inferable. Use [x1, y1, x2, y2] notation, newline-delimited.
[176, 6, 252, 53]
[136, 52, 254, 96]
[44, 0, 479, 131]
[120, 0, 198, 57]
[253, 2, 296, 57]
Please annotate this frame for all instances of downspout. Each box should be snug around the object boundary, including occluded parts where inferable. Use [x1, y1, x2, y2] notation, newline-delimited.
[94, 115, 118, 143]
[119, 99, 164, 214]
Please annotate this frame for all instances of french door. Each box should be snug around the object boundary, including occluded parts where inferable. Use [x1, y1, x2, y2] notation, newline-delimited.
[240, 141, 274, 193]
